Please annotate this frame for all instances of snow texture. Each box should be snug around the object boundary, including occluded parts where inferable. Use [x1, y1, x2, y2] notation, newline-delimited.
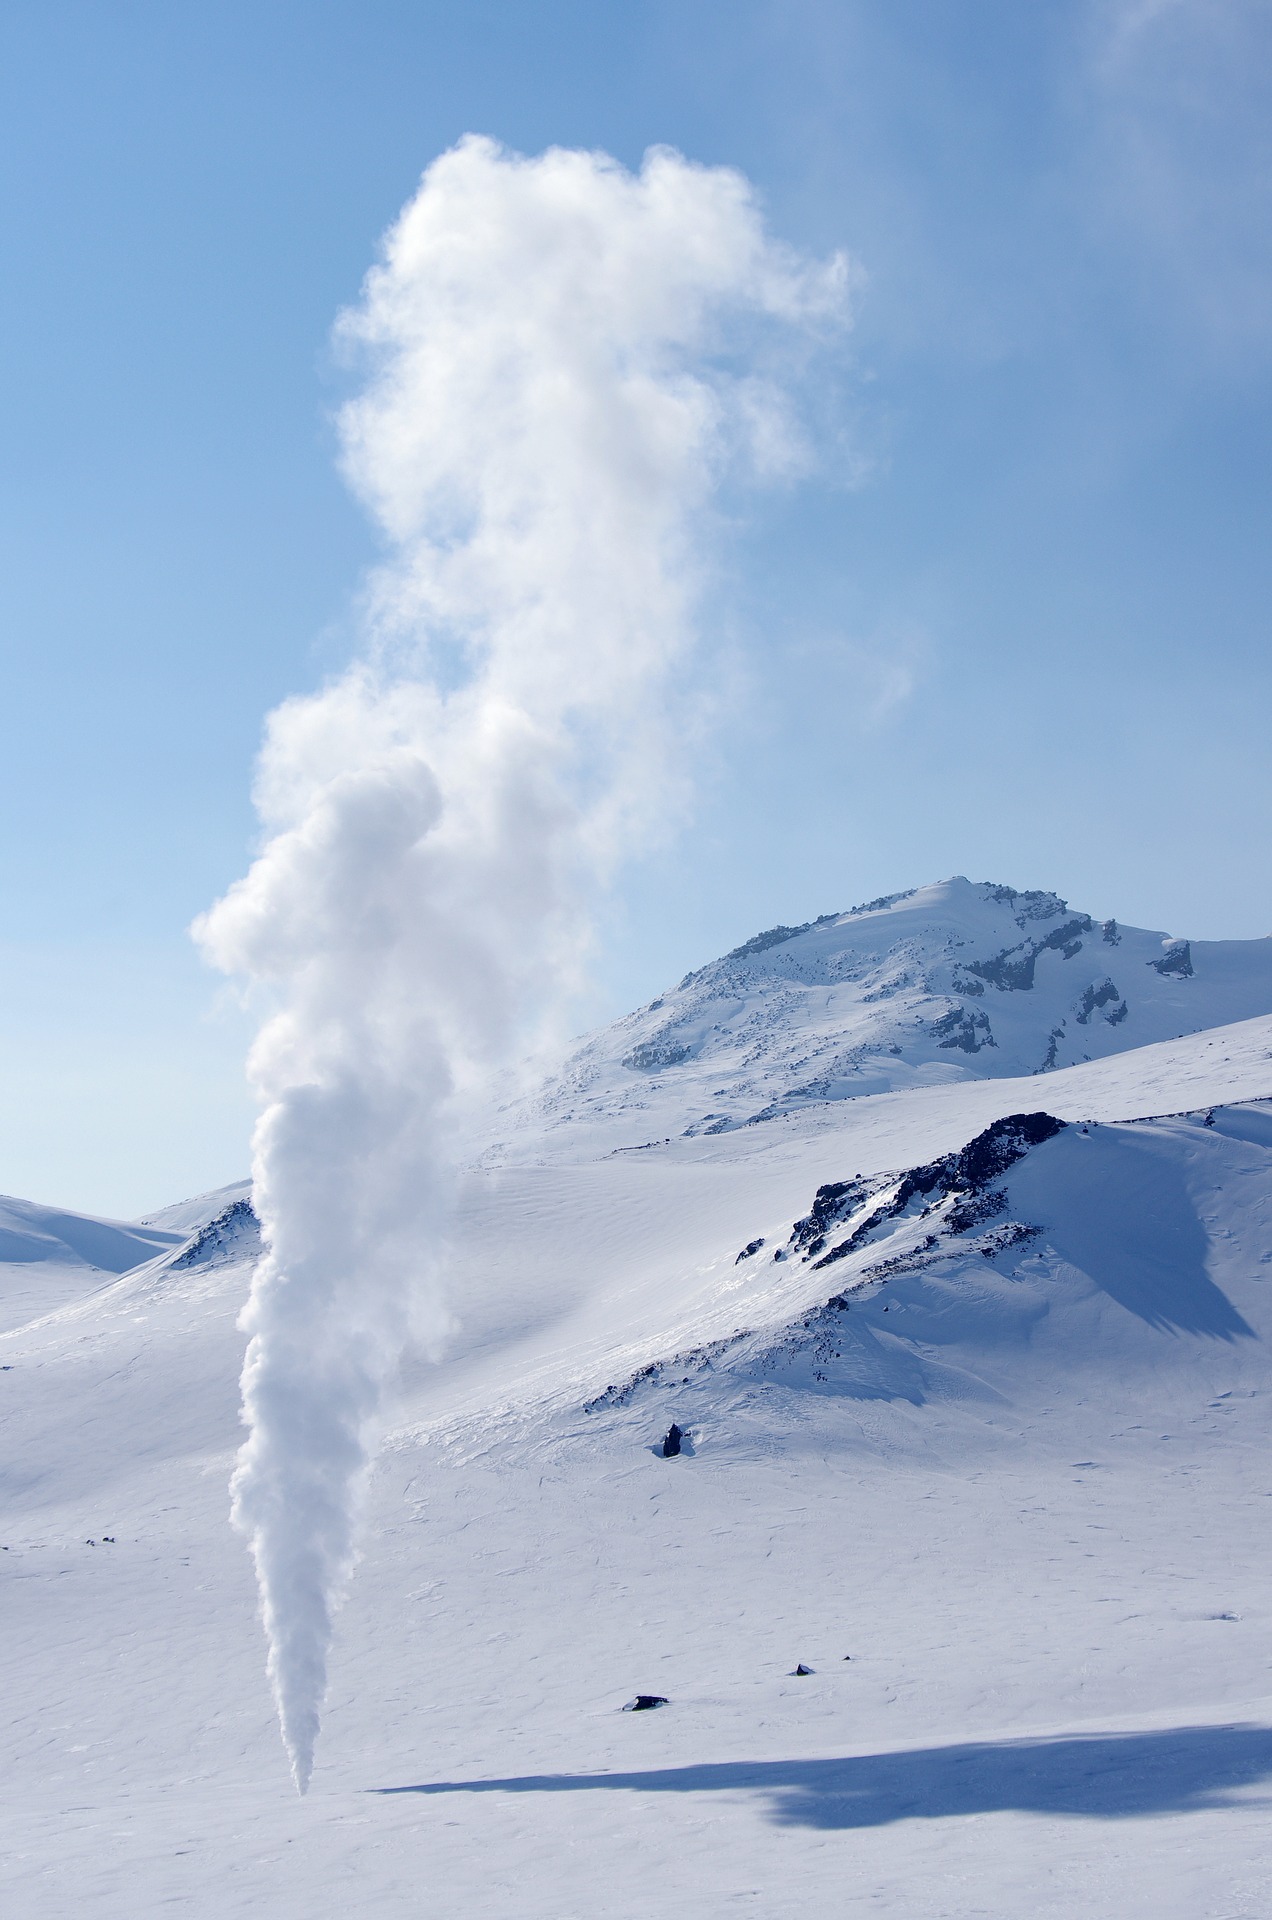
[5, 891, 1272, 1913]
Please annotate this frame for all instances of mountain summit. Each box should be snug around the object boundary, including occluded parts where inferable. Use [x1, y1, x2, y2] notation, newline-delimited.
[507, 877, 1272, 1155]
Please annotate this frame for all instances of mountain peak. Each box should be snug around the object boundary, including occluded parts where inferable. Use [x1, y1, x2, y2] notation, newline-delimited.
[503, 880, 1272, 1157]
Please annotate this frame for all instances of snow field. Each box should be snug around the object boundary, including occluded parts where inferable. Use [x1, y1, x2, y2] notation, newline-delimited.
[4, 997, 1272, 1913]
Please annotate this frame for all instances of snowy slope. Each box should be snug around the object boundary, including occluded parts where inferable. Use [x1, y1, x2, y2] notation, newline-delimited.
[0, 1193, 185, 1333]
[410, 1014, 1272, 1429]
[499, 877, 1272, 1158]
[0, 1182, 254, 1336]
[139, 1178, 253, 1236]
[581, 1104, 1272, 1425]
[4, 916, 1272, 1916]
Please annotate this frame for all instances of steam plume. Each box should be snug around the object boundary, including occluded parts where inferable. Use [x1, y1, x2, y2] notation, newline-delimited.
[196, 136, 848, 1794]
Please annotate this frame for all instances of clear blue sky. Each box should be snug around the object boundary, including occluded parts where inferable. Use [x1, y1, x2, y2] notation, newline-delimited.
[1, 0, 1269, 1212]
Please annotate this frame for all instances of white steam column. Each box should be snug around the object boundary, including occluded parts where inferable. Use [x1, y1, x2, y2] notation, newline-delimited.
[196, 136, 849, 1794]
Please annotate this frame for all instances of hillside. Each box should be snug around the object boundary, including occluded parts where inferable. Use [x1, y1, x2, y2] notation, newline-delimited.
[4, 887, 1272, 1917]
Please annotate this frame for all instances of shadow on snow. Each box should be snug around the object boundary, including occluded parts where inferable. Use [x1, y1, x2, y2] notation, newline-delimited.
[376, 1724, 1272, 1830]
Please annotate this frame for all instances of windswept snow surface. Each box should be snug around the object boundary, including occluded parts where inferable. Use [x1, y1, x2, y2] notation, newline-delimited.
[5, 924, 1272, 1912]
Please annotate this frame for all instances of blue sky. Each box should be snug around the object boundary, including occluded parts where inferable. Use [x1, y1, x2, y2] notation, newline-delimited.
[1, 0, 1270, 1211]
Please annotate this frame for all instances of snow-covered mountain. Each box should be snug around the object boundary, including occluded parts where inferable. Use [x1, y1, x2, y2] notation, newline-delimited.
[500, 876, 1272, 1157]
[0, 1181, 255, 1334]
[0, 1193, 186, 1333]
[5, 880, 1272, 1918]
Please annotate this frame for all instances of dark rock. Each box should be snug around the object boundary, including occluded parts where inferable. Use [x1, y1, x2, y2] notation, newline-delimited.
[955, 1111, 1066, 1184]
[726, 923, 812, 961]
[623, 1036, 692, 1072]
[965, 917, 1094, 992]
[792, 1663, 814, 1676]
[808, 1112, 1065, 1270]
[930, 1006, 995, 1053]
[981, 884, 1072, 925]
[976, 1221, 1042, 1259]
[1149, 940, 1194, 979]
[848, 888, 917, 916]
[1074, 979, 1126, 1027]
[789, 1177, 877, 1256]
[623, 1694, 669, 1712]
[735, 1238, 765, 1264]
[169, 1197, 259, 1272]
[662, 1423, 683, 1458]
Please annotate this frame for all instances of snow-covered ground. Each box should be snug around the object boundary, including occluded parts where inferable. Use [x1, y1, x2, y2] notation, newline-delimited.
[0, 1194, 184, 1334]
[5, 886, 1272, 1917]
